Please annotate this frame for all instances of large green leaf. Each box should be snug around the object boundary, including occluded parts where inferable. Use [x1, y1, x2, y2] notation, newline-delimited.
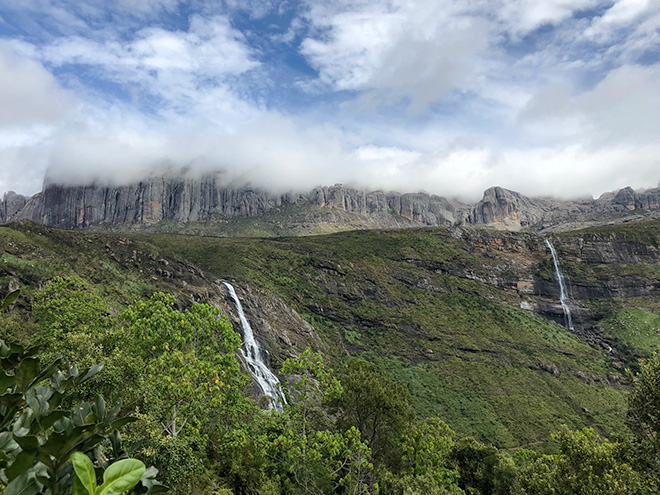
[40, 410, 68, 430]
[71, 452, 97, 495]
[25, 389, 49, 419]
[138, 466, 169, 495]
[5, 451, 35, 481]
[95, 459, 145, 495]
[1, 289, 20, 310]
[15, 358, 39, 392]
[12, 434, 39, 453]
[0, 430, 18, 452]
[95, 395, 106, 420]
[79, 363, 104, 385]
[73, 476, 90, 495]
[0, 370, 13, 391]
[109, 416, 137, 430]
[3, 471, 41, 495]
[31, 357, 62, 388]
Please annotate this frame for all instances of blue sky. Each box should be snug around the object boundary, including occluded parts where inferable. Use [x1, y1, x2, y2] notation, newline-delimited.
[0, 0, 659, 200]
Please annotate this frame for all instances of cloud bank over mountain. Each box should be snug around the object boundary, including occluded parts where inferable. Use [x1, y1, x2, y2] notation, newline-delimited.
[0, 0, 658, 201]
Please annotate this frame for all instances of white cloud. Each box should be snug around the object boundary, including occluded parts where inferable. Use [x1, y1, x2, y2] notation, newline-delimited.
[520, 64, 660, 145]
[0, 43, 72, 127]
[39, 14, 260, 113]
[492, 0, 604, 36]
[0, 0, 659, 206]
[0, 43, 73, 195]
[585, 0, 657, 38]
[300, 0, 491, 111]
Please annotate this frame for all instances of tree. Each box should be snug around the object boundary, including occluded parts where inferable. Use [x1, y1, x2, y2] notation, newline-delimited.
[449, 436, 515, 495]
[32, 276, 112, 341]
[514, 428, 642, 495]
[0, 339, 165, 494]
[331, 358, 414, 464]
[121, 293, 250, 437]
[627, 352, 660, 471]
[253, 349, 375, 495]
[30, 276, 136, 407]
[378, 417, 464, 495]
[119, 293, 254, 493]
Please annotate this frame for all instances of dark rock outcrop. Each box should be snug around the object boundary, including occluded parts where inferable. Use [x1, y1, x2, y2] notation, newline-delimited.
[1, 191, 29, 224]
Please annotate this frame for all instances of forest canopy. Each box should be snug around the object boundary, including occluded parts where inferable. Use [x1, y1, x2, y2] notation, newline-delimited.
[1, 277, 659, 494]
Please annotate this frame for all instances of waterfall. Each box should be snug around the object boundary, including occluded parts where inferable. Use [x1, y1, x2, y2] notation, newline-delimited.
[223, 282, 286, 412]
[545, 239, 575, 331]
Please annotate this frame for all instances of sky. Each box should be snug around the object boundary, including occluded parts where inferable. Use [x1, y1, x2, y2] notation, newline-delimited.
[0, 0, 658, 202]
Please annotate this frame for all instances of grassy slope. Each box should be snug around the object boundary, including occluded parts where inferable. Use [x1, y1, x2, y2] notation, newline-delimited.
[0, 222, 214, 310]
[145, 228, 628, 448]
[5, 222, 652, 448]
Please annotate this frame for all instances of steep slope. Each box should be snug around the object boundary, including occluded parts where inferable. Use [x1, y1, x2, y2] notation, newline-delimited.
[0, 221, 322, 366]
[8, 178, 468, 231]
[146, 227, 659, 447]
[0, 191, 29, 223]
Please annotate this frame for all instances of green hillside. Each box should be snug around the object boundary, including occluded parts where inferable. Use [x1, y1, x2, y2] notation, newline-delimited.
[142, 227, 637, 448]
[2, 222, 646, 447]
[4, 220, 660, 493]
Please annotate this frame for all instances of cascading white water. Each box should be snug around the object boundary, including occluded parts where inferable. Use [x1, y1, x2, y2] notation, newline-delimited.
[223, 282, 286, 412]
[545, 239, 575, 331]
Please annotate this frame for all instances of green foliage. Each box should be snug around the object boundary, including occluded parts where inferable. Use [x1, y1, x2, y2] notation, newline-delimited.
[450, 437, 512, 495]
[332, 358, 414, 463]
[121, 293, 249, 432]
[0, 340, 165, 495]
[378, 418, 464, 495]
[7, 222, 660, 493]
[148, 227, 631, 447]
[400, 418, 456, 478]
[119, 293, 253, 493]
[595, 308, 660, 371]
[0, 289, 19, 311]
[30, 276, 141, 407]
[514, 428, 644, 494]
[252, 349, 377, 494]
[281, 348, 342, 433]
[627, 352, 660, 470]
[72, 453, 146, 495]
[32, 276, 112, 340]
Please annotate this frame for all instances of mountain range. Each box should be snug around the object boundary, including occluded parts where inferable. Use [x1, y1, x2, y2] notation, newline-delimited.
[3, 174, 660, 234]
[4, 174, 660, 448]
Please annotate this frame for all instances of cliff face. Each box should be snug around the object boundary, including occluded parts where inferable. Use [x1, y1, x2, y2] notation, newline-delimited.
[0, 191, 29, 224]
[17, 177, 301, 228]
[5, 175, 660, 232]
[449, 227, 660, 351]
[9, 176, 470, 230]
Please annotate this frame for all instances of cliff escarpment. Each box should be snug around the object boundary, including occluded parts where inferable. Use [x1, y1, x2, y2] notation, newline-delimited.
[5, 175, 660, 234]
[8, 177, 470, 230]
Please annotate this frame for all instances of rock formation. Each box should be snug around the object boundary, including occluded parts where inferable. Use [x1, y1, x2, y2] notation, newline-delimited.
[0, 191, 29, 224]
[3, 174, 660, 233]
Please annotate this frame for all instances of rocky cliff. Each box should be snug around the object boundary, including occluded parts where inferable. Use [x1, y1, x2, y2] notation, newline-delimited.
[0, 191, 29, 224]
[4, 174, 660, 233]
[6, 175, 471, 230]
